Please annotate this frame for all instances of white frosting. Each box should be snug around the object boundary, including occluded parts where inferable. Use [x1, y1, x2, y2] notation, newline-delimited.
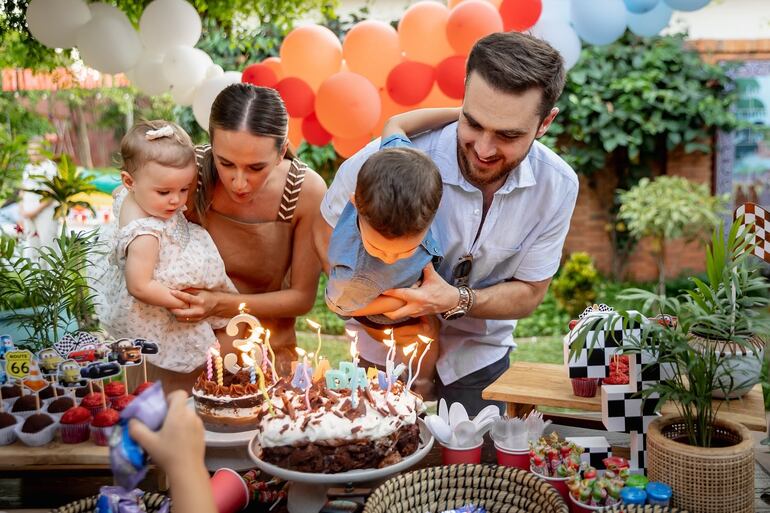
[257, 385, 420, 448]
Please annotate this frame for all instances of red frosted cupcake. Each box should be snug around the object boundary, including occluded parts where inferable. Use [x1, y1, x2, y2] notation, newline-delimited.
[90, 408, 120, 446]
[111, 394, 136, 413]
[132, 381, 154, 396]
[570, 377, 599, 397]
[104, 382, 126, 406]
[60, 406, 92, 444]
[80, 393, 106, 417]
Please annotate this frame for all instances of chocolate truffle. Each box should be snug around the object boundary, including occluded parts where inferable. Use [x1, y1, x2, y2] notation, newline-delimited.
[0, 412, 17, 429]
[11, 394, 40, 413]
[47, 396, 76, 414]
[21, 413, 54, 433]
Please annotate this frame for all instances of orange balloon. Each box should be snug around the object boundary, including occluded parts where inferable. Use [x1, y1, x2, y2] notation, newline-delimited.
[280, 25, 342, 90]
[371, 87, 411, 137]
[332, 134, 372, 158]
[398, 2, 454, 66]
[261, 57, 284, 81]
[446, 0, 503, 56]
[343, 20, 401, 88]
[315, 72, 381, 139]
[436, 55, 467, 100]
[288, 116, 304, 149]
[449, 0, 503, 8]
[418, 84, 463, 109]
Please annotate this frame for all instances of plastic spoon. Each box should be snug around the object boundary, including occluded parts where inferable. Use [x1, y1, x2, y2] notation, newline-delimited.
[473, 405, 501, 426]
[439, 398, 449, 423]
[425, 415, 454, 445]
[454, 420, 481, 448]
[449, 402, 468, 429]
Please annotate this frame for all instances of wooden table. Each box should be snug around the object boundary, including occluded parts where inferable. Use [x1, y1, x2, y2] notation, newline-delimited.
[0, 439, 109, 471]
[482, 361, 768, 432]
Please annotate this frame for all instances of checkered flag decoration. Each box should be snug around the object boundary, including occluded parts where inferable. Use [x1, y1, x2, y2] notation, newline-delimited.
[565, 310, 676, 471]
[53, 331, 100, 359]
[735, 203, 770, 264]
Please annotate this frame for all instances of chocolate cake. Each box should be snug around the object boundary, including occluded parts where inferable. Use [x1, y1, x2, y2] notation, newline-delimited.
[192, 369, 263, 433]
[255, 379, 422, 473]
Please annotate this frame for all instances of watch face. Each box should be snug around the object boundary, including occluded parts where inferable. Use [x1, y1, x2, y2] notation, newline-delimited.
[444, 309, 466, 321]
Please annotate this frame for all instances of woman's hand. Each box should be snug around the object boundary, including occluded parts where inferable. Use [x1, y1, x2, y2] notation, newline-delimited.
[169, 289, 217, 322]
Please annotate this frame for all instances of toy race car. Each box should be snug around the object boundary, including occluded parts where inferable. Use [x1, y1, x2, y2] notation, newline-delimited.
[80, 361, 121, 380]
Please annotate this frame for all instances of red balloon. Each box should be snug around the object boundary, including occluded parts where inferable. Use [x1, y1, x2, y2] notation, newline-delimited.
[436, 55, 466, 100]
[302, 112, 332, 146]
[499, 0, 542, 31]
[275, 77, 315, 118]
[315, 72, 381, 139]
[386, 61, 436, 106]
[241, 63, 278, 88]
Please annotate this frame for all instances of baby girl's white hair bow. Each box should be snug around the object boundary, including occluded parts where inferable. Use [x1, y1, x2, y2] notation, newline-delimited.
[145, 125, 175, 140]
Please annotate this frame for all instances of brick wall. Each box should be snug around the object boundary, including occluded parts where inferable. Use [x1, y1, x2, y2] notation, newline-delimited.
[562, 39, 770, 282]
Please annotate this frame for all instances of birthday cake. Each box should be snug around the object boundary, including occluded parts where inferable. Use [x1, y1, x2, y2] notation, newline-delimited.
[254, 377, 422, 473]
[192, 368, 264, 433]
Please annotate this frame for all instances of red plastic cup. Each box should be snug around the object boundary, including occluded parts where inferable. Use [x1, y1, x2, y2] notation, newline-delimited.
[441, 440, 483, 465]
[210, 468, 250, 513]
[570, 494, 610, 513]
[494, 442, 530, 471]
[531, 466, 570, 506]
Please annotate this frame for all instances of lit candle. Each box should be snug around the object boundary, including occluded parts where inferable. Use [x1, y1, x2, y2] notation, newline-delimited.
[306, 319, 323, 368]
[407, 335, 433, 391]
[213, 348, 223, 387]
[325, 370, 348, 390]
[245, 352, 274, 415]
[312, 358, 331, 383]
[402, 342, 418, 393]
[249, 350, 256, 385]
[292, 348, 312, 391]
[383, 329, 396, 398]
[303, 362, 312, 410]
[263, 329, 277, 382]
[206, 347, 214, 381]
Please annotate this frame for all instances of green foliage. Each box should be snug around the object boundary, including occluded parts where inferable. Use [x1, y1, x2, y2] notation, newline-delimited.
[0, 230, 100, 351]
[28, 153, 98, 221]
[618, 175, 726, 292]
[297, 142, 341, 185]
[0, 128, 29, 203]
[551, 252, 600, 317]
[514, 290, 571, 338]
[542, 33, 739, 175]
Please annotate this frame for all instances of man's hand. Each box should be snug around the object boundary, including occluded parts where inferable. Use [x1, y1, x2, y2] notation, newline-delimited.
[360, 315, 440, 347]
[381, 264, 459, 319]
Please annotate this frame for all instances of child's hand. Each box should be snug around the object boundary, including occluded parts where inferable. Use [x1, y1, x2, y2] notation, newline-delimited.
[128, 390, 205, 476]
[169, 288, 215, 322]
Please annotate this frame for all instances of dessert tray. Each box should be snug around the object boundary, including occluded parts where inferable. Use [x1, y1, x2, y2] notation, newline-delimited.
[247, 418, 434, 513]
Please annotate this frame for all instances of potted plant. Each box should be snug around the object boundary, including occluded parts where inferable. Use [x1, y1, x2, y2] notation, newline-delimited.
[572, 218, 768, 512]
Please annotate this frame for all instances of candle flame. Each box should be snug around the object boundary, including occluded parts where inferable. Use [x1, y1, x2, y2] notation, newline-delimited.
[210, 347, 220, 357]
[295, 347, 306, 357]
[403, 342, 417, 356]
[345, 328, 358, 338]
[383, 328, 393, 335]
[349, 340, 358, 358]
[306, 319, 321, 330]
[417, 334, 433, 344]
[242, 353, 254, 366]
[238, 302, 247, 313]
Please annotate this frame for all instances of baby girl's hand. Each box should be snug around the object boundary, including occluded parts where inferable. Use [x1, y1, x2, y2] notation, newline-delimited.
[169, 289, 215, 322]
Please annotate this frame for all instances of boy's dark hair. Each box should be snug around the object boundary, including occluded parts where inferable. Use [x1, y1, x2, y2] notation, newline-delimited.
[355, 147, 442, 239]
[466, 31, 565, 120]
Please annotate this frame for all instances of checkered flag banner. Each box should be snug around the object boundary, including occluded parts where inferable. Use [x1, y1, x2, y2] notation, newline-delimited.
[735, 203, 770, 264]
[578, 303, 614, 319]
[53, 331, 100, 358]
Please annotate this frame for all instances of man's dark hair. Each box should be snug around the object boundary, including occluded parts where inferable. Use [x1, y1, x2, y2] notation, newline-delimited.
[466, 31, 566, 120]
[355, 147, 442, 239]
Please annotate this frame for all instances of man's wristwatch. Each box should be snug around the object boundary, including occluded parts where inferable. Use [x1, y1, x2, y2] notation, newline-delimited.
[442, 286, 474, 321]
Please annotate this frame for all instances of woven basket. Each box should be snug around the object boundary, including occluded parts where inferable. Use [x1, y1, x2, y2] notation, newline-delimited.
[51, 492, 169, 513]
[647, 415, 753, 513]
[363, 464, 568, 513]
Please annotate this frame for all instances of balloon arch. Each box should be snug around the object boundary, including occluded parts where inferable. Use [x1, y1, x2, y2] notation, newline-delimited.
[26, 0, 712, 156]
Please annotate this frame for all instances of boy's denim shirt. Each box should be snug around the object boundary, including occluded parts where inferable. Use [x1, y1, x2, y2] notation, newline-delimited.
[325, 202, 442, 325]
[325, 133, 443, 325]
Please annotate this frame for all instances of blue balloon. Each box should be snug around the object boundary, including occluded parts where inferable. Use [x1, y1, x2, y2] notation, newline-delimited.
[663, 0, 710, 11]
[571, 0, 627, 46]
[624, 0, 659, 14]
[628, 1, 673, 36]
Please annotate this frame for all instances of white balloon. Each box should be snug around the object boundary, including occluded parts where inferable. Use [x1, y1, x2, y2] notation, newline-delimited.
[131, 52, 172, 96]
[571, 0, 627, 46]
[170, 84, 196, 106]
[532, 20, 582, 70]
[205, 64, 225, 80]
[87, 2, 124, 19]
[163, 46, 212, 92]
[140, 0, 202, 53]
[76, 9, 142, 74]
[192, 72, 242, 131]
[26, 0, 91, 49]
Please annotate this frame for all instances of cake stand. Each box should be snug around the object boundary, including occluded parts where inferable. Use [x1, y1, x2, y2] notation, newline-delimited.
[247, 419, 434, 513]
[187, 398, 259, 471]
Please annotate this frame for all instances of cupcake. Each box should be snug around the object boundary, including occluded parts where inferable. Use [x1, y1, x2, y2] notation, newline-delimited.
[111, 394, 136, 413]
[570, 377, 599, 398]
[75, 384, 102, 398]
[16, 413, 57, 446]
[90, 408, 119, 446]
[0, 412, 19, 445]
[132, 381, 154, 397]
[47, 396, 76, 421]
[10, 394, 42, 418]
[104, 382, 126, 406]
[60, 406, 92, 444]
[80, 392, 106, 417]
